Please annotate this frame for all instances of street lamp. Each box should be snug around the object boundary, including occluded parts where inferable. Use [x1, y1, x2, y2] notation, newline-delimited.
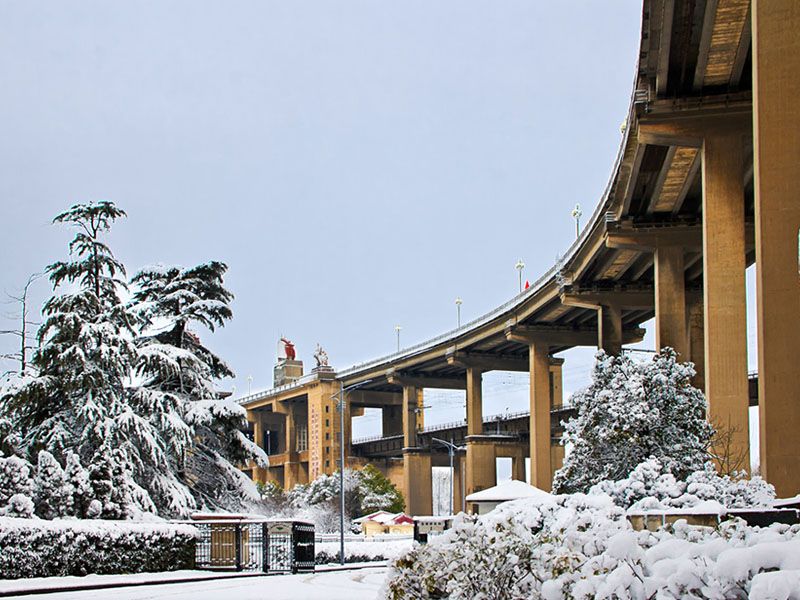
[431, 437, 464, 515]
[394, 325, 402, 352]
[571, 203, 583, 238]
[332, 379, 373, 565]
[247, 375, 253, 396]
[455, 297, 463, 327]
[514, 259, 525, 294]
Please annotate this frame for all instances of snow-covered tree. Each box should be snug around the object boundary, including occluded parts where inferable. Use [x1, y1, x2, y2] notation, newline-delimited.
[359, 464, 404, 514]
[0, 455, 34, 506]
[33, 450, 74, 519]
[65, 451, 92, 518]
[129, 262, 267, 514]
[1, 201, 136, 461]
[553, 349, 713, 494]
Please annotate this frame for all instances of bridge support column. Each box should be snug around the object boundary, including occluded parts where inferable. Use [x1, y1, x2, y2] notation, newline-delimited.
[465, 438, 496, 511]
[403, 449, 432, 517]
[529, 342, 553, 490]
[382, 405, 403, 437]
[511, 451, 526, 482]
[465, 367, 483, 436]
[402, 385, 420, 448]
[284, 409, 300, 489]
[248, 412, 268, 483]
[598, 304, 623, 356]
[655, 246, 688, 358]
[453, 455, 465, 514]
[687, 293, 705, 391]
[753, 0, 800, 496]
[703, 129, 750, 472]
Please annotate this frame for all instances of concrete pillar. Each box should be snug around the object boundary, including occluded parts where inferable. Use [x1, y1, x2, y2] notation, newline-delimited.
[598, 304, 623, 356]
[465, 440, 495, 509]
[402, 385, 419, 448]
[549, 360, 564, 407]
[529, 342, 552, 491]
[702, 130, 750, 470]
[655, 246, 688, 358]
[465, 367, 483, 436]
[511, 449, 526, 482]
[753, 0, 800, 496]
[249, 413, 267, 483]
[285, 409, 297, 455]
[382, 405, 403, 437]
[687, 294, 706, 392]
[403, 450, 432, 516]
[453, 455, 465, 514]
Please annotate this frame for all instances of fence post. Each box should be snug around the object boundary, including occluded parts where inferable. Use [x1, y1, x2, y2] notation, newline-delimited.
[235, 524, 243, 572]
[262, 523, 269, 573]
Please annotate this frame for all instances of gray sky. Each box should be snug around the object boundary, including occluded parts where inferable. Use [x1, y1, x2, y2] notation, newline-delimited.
[2, 1, 652, 421]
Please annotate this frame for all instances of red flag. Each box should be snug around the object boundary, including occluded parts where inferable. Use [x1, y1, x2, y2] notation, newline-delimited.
[524, 280, 530, 289]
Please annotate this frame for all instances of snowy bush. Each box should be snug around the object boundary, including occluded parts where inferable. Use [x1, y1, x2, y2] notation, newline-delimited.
[0, 517, 198, 579]
[315, 539, 411, 565]
[591, 458, 775, 510]
[553, 349, 713, 494]
[0, 456, 34, 506]
[383, 494, 800, 599]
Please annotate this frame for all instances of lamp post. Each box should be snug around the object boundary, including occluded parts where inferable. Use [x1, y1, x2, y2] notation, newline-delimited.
[571, 203, 583, 238]
[394, 325, 402, 352]
[333, 379, 373, 565]
[247, 375, 253, 396]
[455, 297, 462, 327]
[431, 437, 464, 516]
[515, 259, 525, 294]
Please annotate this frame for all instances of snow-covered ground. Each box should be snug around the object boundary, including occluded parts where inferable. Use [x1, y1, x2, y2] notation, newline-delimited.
[6, 567, 387, 600]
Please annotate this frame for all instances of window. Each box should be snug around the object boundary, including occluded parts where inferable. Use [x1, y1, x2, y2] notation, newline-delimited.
[326, 446, 330, 454]
[325, 432, 330, 440]
[325, 460, 330, 468]
[325, 405, 330, 413]
[296, 425, 308, 453]
[325, 419, 329, 427]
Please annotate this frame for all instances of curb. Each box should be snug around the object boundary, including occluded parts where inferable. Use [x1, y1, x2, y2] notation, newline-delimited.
[0, 563, 386, 597]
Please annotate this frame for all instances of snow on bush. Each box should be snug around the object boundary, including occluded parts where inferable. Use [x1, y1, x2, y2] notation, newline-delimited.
[0, 517, 198, 579]
[383, 494, 800, 600]
[315, 539, 412, 565]
[592, 457, 775, 511]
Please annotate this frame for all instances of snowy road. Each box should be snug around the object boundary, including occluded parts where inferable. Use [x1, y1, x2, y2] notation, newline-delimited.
[13, 568, 387, 600]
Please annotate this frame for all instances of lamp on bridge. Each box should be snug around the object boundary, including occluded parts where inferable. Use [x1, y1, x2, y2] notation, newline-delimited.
[515, 259, 525, 294]
[571, 204, 583, 238]
[394, 325, 402, 352]
[455, 297, 463, 328]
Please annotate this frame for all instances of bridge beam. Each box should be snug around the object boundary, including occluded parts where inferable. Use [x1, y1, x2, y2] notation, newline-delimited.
[753, 0, 800, 497]
[505, 322, 644, 350]
[446, 348, 528, 372]
[386, 370, 466, 391]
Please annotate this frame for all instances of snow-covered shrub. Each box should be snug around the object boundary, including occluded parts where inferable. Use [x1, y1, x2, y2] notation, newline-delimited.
[33, 450, 73, 519]
[384, 495, 800, 599]
[553, 349, 713, 494]
[0, 456, 34, 507]
[3, 494, 34, 518]
[315, 539, 411, 565]
[591, 458, 775, 510]
[0, 517, 198, 579]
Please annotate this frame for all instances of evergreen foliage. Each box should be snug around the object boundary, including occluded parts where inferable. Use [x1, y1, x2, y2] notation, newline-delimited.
[553, 349, 714, 494]
[0, 201, 266, 518]
[33, 450, 73, 519]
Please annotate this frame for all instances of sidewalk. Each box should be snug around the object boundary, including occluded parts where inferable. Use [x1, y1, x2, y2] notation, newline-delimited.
[0, 562, 384, 597]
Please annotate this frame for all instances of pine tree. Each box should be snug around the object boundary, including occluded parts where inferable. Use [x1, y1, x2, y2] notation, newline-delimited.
[2, 201, 135, 460]
[553, 349, 713, 494]
[34, 450, 74, 519]
[130, 262, 267, 513]
[358, 464, 404, 514]
[65, 451, 92, 518]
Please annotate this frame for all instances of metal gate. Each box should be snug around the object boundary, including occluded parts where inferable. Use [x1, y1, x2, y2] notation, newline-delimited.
[191, 518, 314, 574]
[266, 522, 293, 573]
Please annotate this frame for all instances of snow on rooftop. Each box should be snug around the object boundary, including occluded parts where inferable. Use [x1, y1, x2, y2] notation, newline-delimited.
[465, 480, 552, 503]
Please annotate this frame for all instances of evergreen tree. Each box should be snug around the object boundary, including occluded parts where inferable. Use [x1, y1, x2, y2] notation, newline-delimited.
[33, 450, 73, 519]
[2, 201, 135, 460]
[0, 455, 34, 506]
[130, 262, 267, 513]
[359, 464, 404, 514]
[553, 349, 713, 494]
[65, 451, 92, 518]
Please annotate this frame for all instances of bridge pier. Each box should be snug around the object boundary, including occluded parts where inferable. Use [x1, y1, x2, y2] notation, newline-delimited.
[598, 304, 623, 356]
[702, 129, 750, 472]
[753, 0, 800, 497]
[465, 438, 496, 511]
[655, 246, 688, 358]
[687, 293, 705, 390]
[529, 342, 552, 490]
[403, 449, 432, 516]
[453, 454, 465, 513]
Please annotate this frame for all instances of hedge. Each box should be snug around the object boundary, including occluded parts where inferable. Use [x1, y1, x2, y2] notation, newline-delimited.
[0, 517, 198, 579]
